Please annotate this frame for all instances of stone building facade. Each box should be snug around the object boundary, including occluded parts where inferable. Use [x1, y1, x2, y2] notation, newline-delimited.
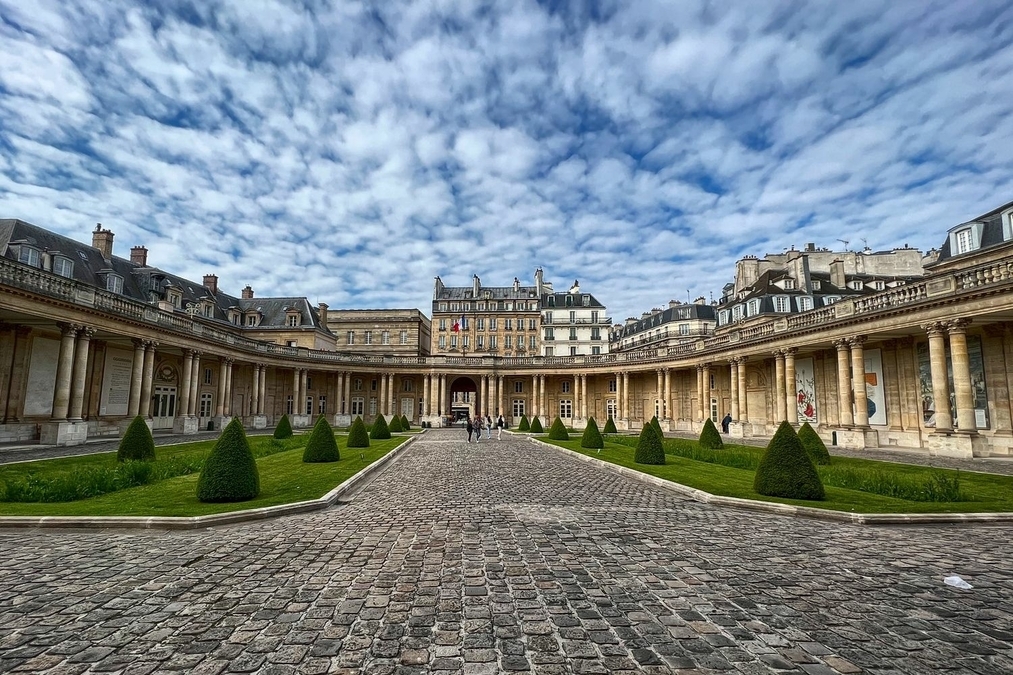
[610, 300, 716, 353]
[2, 200, 1013, 459]
[326, 309, 431, 357]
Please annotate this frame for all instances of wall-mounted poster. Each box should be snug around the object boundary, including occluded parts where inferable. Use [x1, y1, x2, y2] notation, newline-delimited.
[916, 336, 989, 429]
[795, 357, 817, 423]
[99, 348, 133, 416]
[864, 349, 887, 426]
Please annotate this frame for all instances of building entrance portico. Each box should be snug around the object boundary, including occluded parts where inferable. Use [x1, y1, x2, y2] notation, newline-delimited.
[449, 376, 478, 424]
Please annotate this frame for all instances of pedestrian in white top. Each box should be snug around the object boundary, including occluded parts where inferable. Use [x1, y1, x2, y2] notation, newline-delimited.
[496, 415, 505, 440]
[485, 415, 493, 439]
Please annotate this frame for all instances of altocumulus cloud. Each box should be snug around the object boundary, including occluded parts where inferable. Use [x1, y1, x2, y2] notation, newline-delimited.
[1, 0, 1012, 321]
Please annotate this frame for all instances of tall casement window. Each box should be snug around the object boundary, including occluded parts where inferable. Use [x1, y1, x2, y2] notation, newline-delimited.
[559, 400, 572, 418]
[608, 379, 617, 393]
[400, 330, 408, 344]
[353, 378, 363, 391]
[606, 399, 617, 420]
[286, 395, 294, 414]
[514, 381, 523, 393]
[351, 397, 364, 415]
[347, 331, 355, 344]
[381, 331, 390, 345]
[512, 399, 525, 417]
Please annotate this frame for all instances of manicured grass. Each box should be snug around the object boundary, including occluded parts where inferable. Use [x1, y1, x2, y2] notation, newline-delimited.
[0, 434, 406, 517]
[543, 438, 1013, 514]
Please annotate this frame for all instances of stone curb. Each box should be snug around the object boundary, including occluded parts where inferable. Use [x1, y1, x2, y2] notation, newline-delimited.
[531, 438, 1013, 526]
[0, 433, 420, 530]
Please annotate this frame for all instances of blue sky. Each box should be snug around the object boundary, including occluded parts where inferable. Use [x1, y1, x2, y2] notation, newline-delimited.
[2, 1, 1012, 323]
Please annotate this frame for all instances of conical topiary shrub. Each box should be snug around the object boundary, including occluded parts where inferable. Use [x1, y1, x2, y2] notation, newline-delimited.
[388, 415, 403, 433]
[547, 416, 569, 440]
[274, 414, 293, 440]
[603, 416, 617, 434]
[699, 418, 724, 449]
[118, 415, 155, 462]
[370, 414, 391, 440]
[303, 415, 340, 463]
[650, 416, 663, 440]
[530, 417, 544, 433]
[798, 422, 831, 465]
[518, 414, 530, 432]
[754, 421, 825, 500]
[348, 416, 370, 448]
[634, 423, 666, 465]
[197, 418, 260, 502]
[581, 417, 604, 449]
[401, 414, 410, 430]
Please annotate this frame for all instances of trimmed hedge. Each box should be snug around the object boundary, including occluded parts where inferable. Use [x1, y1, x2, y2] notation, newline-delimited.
[196, 418, 260, 502]
[388, 415, 403, 433]
[274, 414, 293, 439]
[754, 421, 825, 500]
[650, 416, 663, 440]
[580, 417, 604, 449]
[547, 416, 569, 440]
[118, 415, 155, 462]
[348, 417, 371, 448]
[517, 415, 530, 432]
[302, 415, 340, 463]
[401, 415, 410, 430]
[530, 417, 544, 433]
[634, 423, 666, 465]
[798, 422, 832, 465]
[370, 414, 391, 439]
[699, 418, 724, 449]
[603, 416, 617, 434]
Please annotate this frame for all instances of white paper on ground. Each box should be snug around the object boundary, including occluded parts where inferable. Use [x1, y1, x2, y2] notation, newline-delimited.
[943, 575, 973, 589]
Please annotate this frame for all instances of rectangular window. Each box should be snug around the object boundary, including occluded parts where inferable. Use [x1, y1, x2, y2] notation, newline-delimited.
[514, 380, 523, 393]
[450, 335, 458, 348]
[319, 396, 327, 414]
[592, 346, 601, 355]
[504, 319, 513, 330]
[369, 397, 377, 415]
[476, 318, 485, 331]
[545, 346, 553, 356]
[354, 378, 363, 391]
[562, 381, 571, 393]
[18, 247, 40, 267]
[583, 295, 590, 306]
[477, 336, 484, 349]
[591, 327, 601, 340]
[505, 335, 512, 349]
[439, 319, 447, 331]
[52, 257, 73, 277]
[517, 318, 524, 331]
[439, 335, 446, 349]
[570, 346, 577, 356]
[529, 336, 536, 349]
[569, 328, 577, 340]
[288, 315, 299, 326]
[955, 228, 973, 254]
[463, 335, 470, 348]
[559, 399, 572, 418]
[306, 396, 313, 415]
[204, 368, 213, 385]
[106, 275, 123, 294]
[545, 328, 554, 340]
[351, 397, 364, 415]
[490, 335, 497, 349]
[307, 376, 313, 390]
[513, 399, 525, 417]
[569, 311, 576, 323]
[799, 296, 814, 311]
[489, 318, 497, 331]
[774, 296, 790, 313]
[402, 379, 413, 392]
[371, 379, 377, 391]
[545, 312, 553, 324]
[591, 311, 598, 323]
[347, 331, 355, 344]
[400, 330, 408, 344]
[528, 319, 537, 330]
[606, 399, 617, 419]
[286, 395, 294, 415]
[609, 379, 617, 393]
[381, 331, 390, 345]
[364, 331, 372, 344]
[439, 303, 447, 311]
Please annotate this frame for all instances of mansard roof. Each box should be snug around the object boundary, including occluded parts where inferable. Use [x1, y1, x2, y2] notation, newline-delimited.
[434, 285, 540, 301]
[933, 199, 1013, 263]
[616, 303, 715, 338]
[540, 291, 606, 309]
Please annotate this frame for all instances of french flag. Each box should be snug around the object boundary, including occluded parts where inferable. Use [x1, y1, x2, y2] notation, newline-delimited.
[452, 314, 464, 332]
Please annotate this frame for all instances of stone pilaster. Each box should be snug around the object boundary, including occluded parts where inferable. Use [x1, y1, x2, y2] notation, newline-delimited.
[784, 348, 798, 425]
[833, 339, 853, 427]
[127, 339, 145, 417]
[68, 327, 94, 421]
[947, 319, 977, 434]
[850, 337, 868, 427]
[924, 322, 953, 433]
[139, 341, 157, 418]
[773, 351, 786, 422]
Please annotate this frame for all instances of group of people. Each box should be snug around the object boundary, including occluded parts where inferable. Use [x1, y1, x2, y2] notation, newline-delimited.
[466, 414, 505, 442]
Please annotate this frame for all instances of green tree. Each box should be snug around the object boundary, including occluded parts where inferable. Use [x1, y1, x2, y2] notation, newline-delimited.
[754, 421, 825, 500]
[580, 417, 604, 449]
[401, 414, 410, 430]
[699, 418, 724, 449]
[530, 417, 544, 433]
[117, 415, 155, 462]
[603, 416, 617, 434]
[634, 423, 666, 465]
[347, 416, 370, 448]
[388, 415, 403, 433]
[547, 416, 569, 440]
[197, 418, 260, 502]
[302, 415, 340, 463]
[650, 415, 663, 440]
[517, 415, 530, 432]
[798, 422, 832, 465]
[370, 414, 391, 439]
[273, 414, 293, 440]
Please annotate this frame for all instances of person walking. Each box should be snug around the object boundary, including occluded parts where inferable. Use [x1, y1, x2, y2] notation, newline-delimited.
[721, 412, 732, 433]
[496, 414, 505, 440]
[473, 415, 482, 443]
[485, 415, 493, 439]
[466, 416, 474, 443]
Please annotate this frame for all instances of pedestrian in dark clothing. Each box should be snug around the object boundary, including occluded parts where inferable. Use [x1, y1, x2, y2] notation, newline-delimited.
[466, 417, 474, 443]
[721, 413, 732, 433]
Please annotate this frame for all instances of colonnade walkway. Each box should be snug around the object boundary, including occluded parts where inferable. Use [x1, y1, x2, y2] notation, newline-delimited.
[1, 429, 1012, 674]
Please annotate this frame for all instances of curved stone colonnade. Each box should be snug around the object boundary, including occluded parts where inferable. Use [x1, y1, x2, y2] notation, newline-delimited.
[2, 254, 1013, 458]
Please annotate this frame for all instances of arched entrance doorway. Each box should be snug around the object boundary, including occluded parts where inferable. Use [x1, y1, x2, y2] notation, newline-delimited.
[448, 376, 478, 425]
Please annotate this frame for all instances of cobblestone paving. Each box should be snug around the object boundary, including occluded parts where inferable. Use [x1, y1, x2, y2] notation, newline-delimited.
[2, 429, 1012, 674]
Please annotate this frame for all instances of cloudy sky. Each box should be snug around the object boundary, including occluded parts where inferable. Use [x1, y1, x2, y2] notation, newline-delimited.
[2, 1, 1012, 322]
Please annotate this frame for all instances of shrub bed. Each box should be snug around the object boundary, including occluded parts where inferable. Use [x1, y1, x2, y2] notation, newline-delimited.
[197, 418, 260, 503]
[348, 417, 371, 447]
[118, 416, 155, 462]
[274, 414, 293, 439]
[699, 418, 723, 449]
[371, 415, 392, 440]
[754, 422, 824, 500]
[547, 417, 569, 440]
[581, 417, 604, 449]
[303, 416, 340, 463]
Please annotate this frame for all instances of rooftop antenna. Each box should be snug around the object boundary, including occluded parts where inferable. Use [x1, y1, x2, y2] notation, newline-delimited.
[860, 237, 869, 250]
[686, 290, 690, 304]
[837, 238, 849, 251]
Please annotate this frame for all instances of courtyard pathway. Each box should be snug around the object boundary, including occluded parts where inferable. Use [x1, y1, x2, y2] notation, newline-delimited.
[1, 429, 1011, 674]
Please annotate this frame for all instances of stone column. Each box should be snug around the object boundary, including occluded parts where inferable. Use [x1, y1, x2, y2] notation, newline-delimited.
[655, 370, 663, 419]
[581, 375, 588, 419]
[51, 323, 79, 420]
[850, 337, 868, 427]
[738, 357, 749, 422]
[498, 376, 505, 418]
[216, 358, 228, 416]
[68, 327, 93, 421]
[140, 341, 157, 417]
[663, 368, 672, 421]
[696, 366, 704, 421]
[947, 319, 977, 433]
[127, 339, 145, 417]
[178, 349, 193, 417]
[390, 373, 398, 417]
[422, 374, 429, 416]
[773, 351, 786, 422]
[336, 372, 344, 415]
[531, 375, 538, 419]
[833, 339, 853, 427]
[615, 372, 622, 420]
[252, 365, 261, 416]
[259, 365, 268, 415]
[540, 375, 547, 421]
[438, 375, 445, 416]
[702, 363, 711, 422]
[784, 348, 798, 425]
[730, 360, 739, 421]
[343, 371, 351, 416]
[291, 369, 300, 414]
[224, 359, 233, 416]
[622, 372, 630, 421]
[301, 369, 309, 414]
[190, 352, 202, 416]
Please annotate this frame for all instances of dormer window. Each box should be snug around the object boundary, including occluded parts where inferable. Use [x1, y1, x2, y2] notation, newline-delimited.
[954, 228, 973, 254]
[18, 246, 40, 267]
[948, 221, 984, 256]
[1003, 210, 1013, 241]
[288, 315, 299, 327]
[773, 296, 790, 313]
[202, 302, 214, 317]
[747, 299, 760, 316]
[583, 295, 590, 306]
[812, 280, 821, 290]
[166, 289, 182, 307]
[799, 296, 814, 311]
[52, 256, 73, 278]
[229, 310, 241, 325]
[783, 278, 796, 290]
[872, 281, 885, 291]
[106, 274, 124, 294]
[246, 313, 259, 326]
[849, 280, 863, 291]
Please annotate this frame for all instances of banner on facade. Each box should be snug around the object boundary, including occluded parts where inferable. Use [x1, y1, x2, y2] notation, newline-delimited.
[864, 349, 887, 426]
[24, 337, 59, 416]
[100, 348, 133, 416]
[795, 357, 818, 423]
[917, 337, 989, 429]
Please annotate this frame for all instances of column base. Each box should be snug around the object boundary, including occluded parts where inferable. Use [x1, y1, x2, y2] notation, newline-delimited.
[118, 417, 153, 435]
[927, 431, 987, 458]
[211, 416, 232, 432]
[831, 429, 868, 449]
[40, 421, 88, 447]
[290, 414, 312, 429]
[172, 416, 200, 435]
[333, 414, 352, 428]
[251, 415, 269, 430]
[728, 422, 752, 438]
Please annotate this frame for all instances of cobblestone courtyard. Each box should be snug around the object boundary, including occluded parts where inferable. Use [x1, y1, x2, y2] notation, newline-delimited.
[2, 430, 1012, 674]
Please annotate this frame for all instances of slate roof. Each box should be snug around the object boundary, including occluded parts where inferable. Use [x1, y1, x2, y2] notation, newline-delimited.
[435, 285, 540, 301]
[615, 304, 715, 339]
[541, 292, 606, 310]
[933, 199, 1013, 263]
[0, 218, 326, 331]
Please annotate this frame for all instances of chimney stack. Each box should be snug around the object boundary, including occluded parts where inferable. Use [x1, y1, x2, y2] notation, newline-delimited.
[830, 259, 846, 288]
[92, 223, 114, 259]
[318, 302, 328, 325]
[513, 277, 520, 292]
[472, 274, 480, 297]
[669, 300, 679, 309]
[242, 285, 254, 299]
[203, 274, 218, 295]
[130, 245, 148, 266]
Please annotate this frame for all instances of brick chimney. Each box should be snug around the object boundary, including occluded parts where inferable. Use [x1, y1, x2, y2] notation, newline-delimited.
[203, 274, 218, 294]
[92, 223, 114, 259]
[830, 259, 846, 288]
[318, 302, 328, 325]
[130, 246, 148, 266]
[241, 285, 254, 299]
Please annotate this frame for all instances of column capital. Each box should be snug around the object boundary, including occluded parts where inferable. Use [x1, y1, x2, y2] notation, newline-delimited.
[832, 338, 850, 350]
[772, 349, 784, 358]
[132, 338, 145, 349]
[946, 318, 972, 335]
[922, 321, 947, 337]
[737, 355, 748, 364]
[783, 347, 797, 356]
[57, 322, 81, 336]
[143, 339, 159, 348]
[79, 327, 95, 339]
[847, 335, 866, 348]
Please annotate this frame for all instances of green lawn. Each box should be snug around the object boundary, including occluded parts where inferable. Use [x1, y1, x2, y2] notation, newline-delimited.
[542, 438, 1013, 514]
[0, 433, 408, 517]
